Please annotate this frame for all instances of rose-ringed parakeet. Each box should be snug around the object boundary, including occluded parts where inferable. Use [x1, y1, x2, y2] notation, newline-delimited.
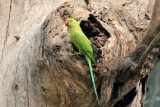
[65, 18, 100, 105]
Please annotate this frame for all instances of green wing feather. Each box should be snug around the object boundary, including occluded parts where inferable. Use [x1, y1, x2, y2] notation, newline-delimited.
[75, 32, 96, 63]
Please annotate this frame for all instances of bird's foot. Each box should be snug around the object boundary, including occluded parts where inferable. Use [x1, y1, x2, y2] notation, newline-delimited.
[68, 52, 81, 56]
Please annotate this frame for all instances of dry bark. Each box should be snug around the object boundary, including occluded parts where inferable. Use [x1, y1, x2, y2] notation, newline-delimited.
[0, 0, 159, 107]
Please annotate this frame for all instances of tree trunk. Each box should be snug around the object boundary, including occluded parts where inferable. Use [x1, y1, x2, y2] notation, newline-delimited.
[0, 0, 159, 107]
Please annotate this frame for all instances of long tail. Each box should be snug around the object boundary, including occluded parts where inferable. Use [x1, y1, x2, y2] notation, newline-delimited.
[86, 56, 100, 105]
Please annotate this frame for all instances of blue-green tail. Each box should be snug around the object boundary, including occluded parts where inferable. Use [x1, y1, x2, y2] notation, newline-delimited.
[86, 56, 100, 105]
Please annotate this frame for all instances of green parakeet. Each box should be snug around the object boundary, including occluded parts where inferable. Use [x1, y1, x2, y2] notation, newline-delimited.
[65, 18, 100, 105]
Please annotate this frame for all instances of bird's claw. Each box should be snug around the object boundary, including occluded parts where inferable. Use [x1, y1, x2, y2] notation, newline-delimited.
[68, 52, 81, 56]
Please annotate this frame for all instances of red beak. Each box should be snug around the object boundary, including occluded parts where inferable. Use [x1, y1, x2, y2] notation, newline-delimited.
[64, 21, 69, 25]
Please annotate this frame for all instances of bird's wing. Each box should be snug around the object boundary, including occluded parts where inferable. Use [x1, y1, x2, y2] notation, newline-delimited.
[75, 32, 96, 63]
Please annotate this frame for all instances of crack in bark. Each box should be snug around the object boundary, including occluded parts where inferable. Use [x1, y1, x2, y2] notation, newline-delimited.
[84, 0, 89, 5]
[5, 0, 12, 43]
[114, 31, 122, 57]
[0, 0, 13, 64]
[27, 57, 30, 107]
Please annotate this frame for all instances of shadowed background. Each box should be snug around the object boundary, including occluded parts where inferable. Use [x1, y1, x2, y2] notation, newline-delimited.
[145, 61, 160, 107]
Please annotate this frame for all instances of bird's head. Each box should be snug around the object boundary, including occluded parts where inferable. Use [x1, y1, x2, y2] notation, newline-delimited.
[64, 18, 79, 28]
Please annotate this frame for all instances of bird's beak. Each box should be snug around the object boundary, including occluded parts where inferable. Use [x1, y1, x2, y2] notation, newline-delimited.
[64, 21, 69, 26]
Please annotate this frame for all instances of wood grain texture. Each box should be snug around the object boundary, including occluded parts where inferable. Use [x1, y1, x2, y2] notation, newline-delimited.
[0, 0, 159, 107]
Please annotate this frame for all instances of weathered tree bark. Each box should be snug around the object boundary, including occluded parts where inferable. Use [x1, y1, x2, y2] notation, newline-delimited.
[0, 0, 159, 107]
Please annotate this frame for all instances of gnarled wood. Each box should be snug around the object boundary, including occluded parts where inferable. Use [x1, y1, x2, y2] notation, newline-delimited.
[0, 0, 159, 107]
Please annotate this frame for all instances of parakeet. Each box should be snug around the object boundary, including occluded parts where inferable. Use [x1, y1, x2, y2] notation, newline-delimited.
[65, 18, 100, 105]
